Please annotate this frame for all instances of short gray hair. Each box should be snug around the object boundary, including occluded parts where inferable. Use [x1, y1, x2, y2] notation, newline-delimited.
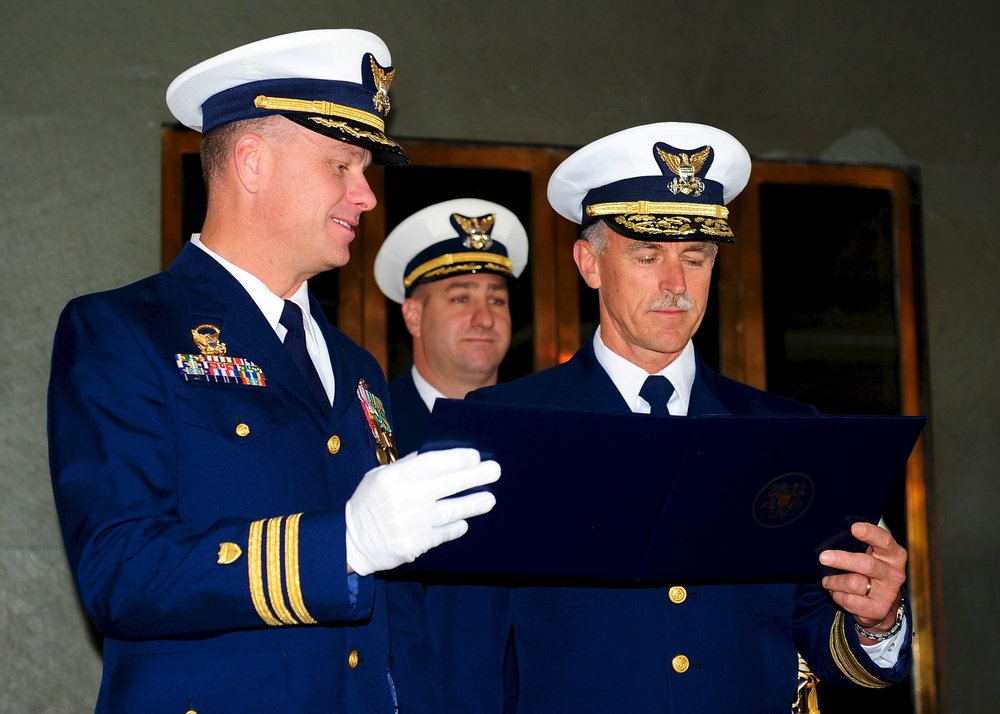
[580, 221, 608, 255]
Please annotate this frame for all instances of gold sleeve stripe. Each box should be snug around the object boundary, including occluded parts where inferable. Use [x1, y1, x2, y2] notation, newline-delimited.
[586, 200, 728, 219]
[829, 611, 892, 688]
[266, 517, 300, 626]
[284, 513, 317, 624]
[248, 519, 282, 627]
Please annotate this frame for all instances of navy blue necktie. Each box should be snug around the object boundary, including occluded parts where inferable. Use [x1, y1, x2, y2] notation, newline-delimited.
[279, 300, 329, 411]
[640, 375, 675, 416]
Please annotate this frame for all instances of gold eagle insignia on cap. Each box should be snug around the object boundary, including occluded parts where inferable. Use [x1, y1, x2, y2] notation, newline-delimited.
[658, 145, 712, 198]
[453, 213, 496, 250]
[370, 57, 394, 116]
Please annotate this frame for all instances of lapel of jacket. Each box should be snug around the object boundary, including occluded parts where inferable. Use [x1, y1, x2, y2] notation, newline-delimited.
[168, 242, 330, 419]
[391, 367, 430, 419]
[688, 352, 733, 417]
[308, 291, 364, 423]
[556, 339, 633, 413]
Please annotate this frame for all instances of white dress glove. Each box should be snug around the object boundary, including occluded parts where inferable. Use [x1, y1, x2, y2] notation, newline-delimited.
[345, 447, 500, 576]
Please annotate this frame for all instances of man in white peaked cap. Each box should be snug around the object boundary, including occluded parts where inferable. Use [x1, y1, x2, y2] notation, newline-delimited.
[47, 30, 499, 713]
[375, 198, 528, 711]
[374, 197, 529, 456]
[461, 122, 913, 712]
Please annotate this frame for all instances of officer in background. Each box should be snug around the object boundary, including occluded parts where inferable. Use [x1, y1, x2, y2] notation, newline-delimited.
[466, 122, 913, 712]
[47, 30, 500, 713]
[374, 197, 529, 456]
[374, 198, 528, 711]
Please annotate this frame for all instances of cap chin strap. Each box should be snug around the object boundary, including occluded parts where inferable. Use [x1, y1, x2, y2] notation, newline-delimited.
[254, 94, 385, 131]
[586, 200, 728, 219]
[404, 252, 514, 289]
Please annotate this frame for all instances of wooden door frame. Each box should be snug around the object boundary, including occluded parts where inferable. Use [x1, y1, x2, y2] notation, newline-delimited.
[725, 162, 938, 713]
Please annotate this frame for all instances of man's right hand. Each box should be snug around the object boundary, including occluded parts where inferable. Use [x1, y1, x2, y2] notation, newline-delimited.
[344, 448, 500, 576]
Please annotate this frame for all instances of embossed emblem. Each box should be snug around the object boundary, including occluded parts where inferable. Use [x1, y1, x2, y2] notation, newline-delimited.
[370, 56, 394, 116]
[191, 324, 227, 356]
[657, 144, 712, 197]
[752, 473, 815, 528]
[453, 213, 496, 250]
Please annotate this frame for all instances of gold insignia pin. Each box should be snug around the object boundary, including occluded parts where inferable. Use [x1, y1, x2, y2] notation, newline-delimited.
[658, 145, 712, 197]
[370, 56, 394, 116]
[217, 542, 243, 565]
[191, 324, 227, 356]
[374, 429, 398, 465]
[453, 213, 496, 250]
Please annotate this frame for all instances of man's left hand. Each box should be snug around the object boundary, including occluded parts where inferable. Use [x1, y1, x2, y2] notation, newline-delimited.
[819, 521, 907, 639]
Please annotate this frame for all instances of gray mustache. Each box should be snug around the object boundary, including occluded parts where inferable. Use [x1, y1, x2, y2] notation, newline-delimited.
[648, 294, 695, 311]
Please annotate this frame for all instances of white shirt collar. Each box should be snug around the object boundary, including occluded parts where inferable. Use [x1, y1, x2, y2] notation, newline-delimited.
[591, 326, 696, 415]
[411, 365, 448, 413]
[190, 234, 312, 338]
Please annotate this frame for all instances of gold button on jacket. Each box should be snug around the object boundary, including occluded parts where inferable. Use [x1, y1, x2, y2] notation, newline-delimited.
[668, 586, 687, 604]
[327, 435, 341, 454]
[672, 655, 690, 673]
[348, 649, 359, 669]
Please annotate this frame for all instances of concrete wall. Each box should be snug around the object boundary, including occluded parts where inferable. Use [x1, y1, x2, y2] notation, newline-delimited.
[2, 1, 996, 711]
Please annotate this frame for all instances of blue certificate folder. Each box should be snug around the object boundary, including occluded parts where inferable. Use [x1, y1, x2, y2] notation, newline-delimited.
[405, 399, 926, 583]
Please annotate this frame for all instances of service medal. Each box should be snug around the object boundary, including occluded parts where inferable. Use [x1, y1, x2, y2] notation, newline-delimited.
[176, 354, 267, 386]
[357, 379, 398, 465]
